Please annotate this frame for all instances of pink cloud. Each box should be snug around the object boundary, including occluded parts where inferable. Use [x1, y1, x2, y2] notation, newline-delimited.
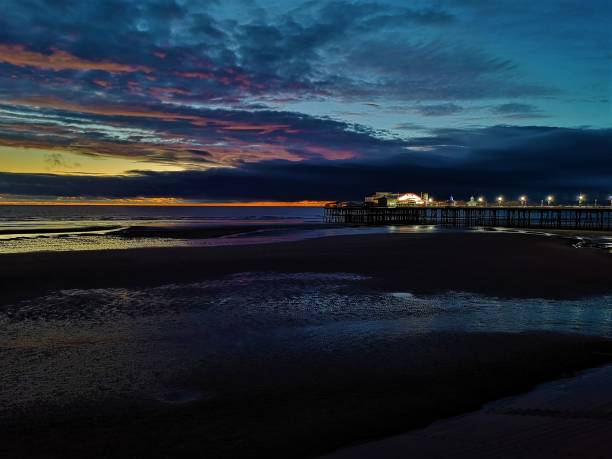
[0, 45, 152, 73]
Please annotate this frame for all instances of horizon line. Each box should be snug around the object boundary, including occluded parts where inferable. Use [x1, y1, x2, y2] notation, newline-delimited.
[0, 199, 330, 207]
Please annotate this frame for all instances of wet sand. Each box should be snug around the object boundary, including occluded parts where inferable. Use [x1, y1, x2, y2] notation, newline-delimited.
[2, 232, 612, 303]
[2, 332, 612, 459]
[321, 364, 612, 458]
[115, 222, 336, 238]
[2, 232, 612, 458]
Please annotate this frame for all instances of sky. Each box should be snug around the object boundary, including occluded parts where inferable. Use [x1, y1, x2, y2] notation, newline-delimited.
[0, 0, 610, 204]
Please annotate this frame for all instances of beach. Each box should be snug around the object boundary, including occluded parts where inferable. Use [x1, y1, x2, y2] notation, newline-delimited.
[2, 231, 612, 458]
[321, 363, 612, 459]
[1, 0, 609, 455]
[2, 231, 612, 301]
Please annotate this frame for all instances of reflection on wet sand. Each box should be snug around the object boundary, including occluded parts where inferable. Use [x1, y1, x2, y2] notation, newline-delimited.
[2, 272, 612, 458]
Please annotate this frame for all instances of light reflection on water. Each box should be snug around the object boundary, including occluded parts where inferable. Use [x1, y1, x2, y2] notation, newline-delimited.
[1, 271, 612, 415]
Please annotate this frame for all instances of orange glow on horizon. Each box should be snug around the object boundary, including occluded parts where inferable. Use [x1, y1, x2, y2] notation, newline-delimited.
[0, 198, 330, 207]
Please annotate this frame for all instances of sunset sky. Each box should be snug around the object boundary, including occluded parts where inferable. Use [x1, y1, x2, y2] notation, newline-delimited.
[0, 0, 610, 204]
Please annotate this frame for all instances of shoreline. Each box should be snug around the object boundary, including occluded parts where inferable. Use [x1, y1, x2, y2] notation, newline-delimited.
[0, 225, 125, 236]
[113, 222, 341, 239]
[2, 220, 611, 240]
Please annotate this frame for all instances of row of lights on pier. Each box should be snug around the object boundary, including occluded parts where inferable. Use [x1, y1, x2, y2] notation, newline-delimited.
[482, 194, 606, 206]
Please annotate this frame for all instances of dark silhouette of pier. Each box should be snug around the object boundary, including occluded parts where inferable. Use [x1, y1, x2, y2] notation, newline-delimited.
[324, 205, 612, 231]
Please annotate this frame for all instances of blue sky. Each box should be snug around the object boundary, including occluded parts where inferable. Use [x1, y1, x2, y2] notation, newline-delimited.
[0, 0, 610, 202]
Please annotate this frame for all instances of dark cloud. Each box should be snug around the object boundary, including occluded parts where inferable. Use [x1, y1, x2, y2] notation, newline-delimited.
[0, 0, 553, 107]
[2, 127, 610, 202]
[491, 103, 547, 117]
[492, 103, 539, 114]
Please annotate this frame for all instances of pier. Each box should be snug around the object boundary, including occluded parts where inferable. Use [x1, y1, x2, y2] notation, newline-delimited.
[324, 205, 612, 231]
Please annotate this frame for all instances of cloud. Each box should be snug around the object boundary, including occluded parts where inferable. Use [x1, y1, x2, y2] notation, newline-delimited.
[392, 122, 428, 130]
[491, 103, 546, 116]
[2, 127, 610, 201]
[414, 103, 463, 116]
[492, 103, 538, 114]
[0, 99, 405, 168]
[487, 103, 550, 120]
[0, 45, 152, 73]
[0, 0, 554, 109]
[338, 40, 553, 101]
[43, 153, 68, 170]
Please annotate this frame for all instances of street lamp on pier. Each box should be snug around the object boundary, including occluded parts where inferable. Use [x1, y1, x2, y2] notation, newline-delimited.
[496, 196, 503, 206]
[546, 195, 554, 206]
[578, 194, 585, 206]
[519, 196, 527, 206]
